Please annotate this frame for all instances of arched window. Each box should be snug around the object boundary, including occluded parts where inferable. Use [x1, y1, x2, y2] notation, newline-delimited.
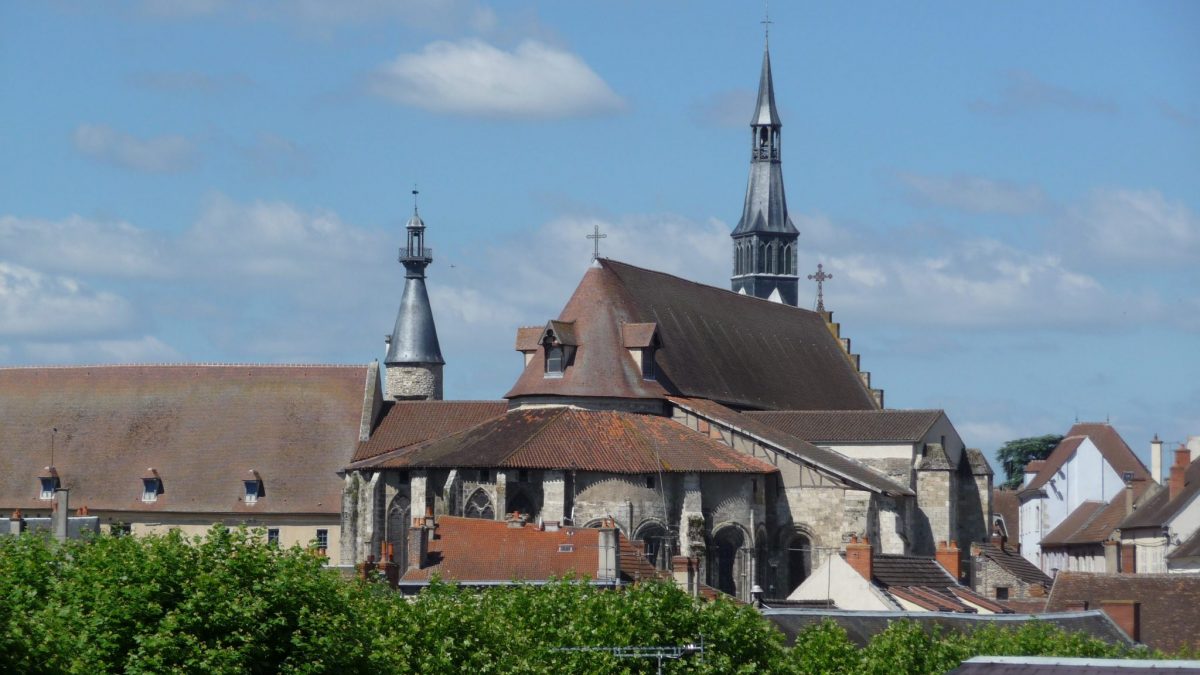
[782, 244, 793, 275]
[385, 495, 410, 569]
[710, 527, 747, 598]
[635, 522, 670, 570]
[785, 531, 813, 593]
[464, 488, 494, 520]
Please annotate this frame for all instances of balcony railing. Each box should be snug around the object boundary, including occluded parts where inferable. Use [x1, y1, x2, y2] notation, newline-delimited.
[398, 247, 433, 262]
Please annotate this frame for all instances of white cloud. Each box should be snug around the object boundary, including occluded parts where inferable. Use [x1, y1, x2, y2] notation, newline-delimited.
[72, 123, 197, 173]
[691, 88, 755, 128]
[0, 215, 169, 278]
[0, 263, 136, 338]
[897, 173, 1050, 215]
[370, 39, 625, 119]
[970, 70, 1117, 116]
[1067, 188, 1199, 264]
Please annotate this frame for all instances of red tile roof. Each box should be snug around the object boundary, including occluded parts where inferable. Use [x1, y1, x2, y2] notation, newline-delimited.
[1040, 501, 1107, 547]
[0, 364, 367, 515]
[1046, 572, 1200, 652]
[353, 400, 508, 462]
[992, 488, 1022, 548]
[1021, 424, 1150, 496]
[351, 408, 778, 475]
[747, 409, 944, 443]
[1043, 482, 1151, 547]
[506, 259, 878, 411]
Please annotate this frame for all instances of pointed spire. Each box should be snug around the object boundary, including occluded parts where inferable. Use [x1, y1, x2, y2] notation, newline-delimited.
[385, 191, 445, 401]
[752, 45, 782, 128]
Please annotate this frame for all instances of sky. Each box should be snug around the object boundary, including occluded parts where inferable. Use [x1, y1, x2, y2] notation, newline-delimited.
[2, 1, 1198, 476]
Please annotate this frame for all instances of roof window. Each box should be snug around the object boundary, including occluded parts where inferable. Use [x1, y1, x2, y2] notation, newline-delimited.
[142, 469, 163, 503]
[38, 467, 59, 501]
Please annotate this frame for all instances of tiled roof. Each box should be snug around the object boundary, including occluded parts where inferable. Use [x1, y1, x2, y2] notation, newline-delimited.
[0, 364, 367, 515]
[620, 323, 657, 348]
[351, 408, 779, 475]
[1168, 529, 1200, 561]
[872, 554, 957, 588]
[668, 397, 912, 496]
[514, 327, 542, 351]
[506, 260, 878, 411]
[1043, 483, 1151, 547]
[746, 409, 943, 443]
[1046, 572, 1200, 652]
[353, 400, 508, 462]
[974, 542, 1052, 587]
[1022, 424, 1150, 495]
[1121, 455, 1200, 529]
[1040, 501, 1106, 547]
[992, 488, 1022, 547]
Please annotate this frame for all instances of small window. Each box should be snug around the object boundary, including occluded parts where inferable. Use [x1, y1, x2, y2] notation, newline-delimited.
[545, 345, 565, 377]
[315, 529, 329, 549]
[645, 475, 655, 489]
[39, 477, 58, 501]
[558, 544, 574, 553]
[995, 587, 1009, 601]
[478, 469, 490, 482]
[142, 477, 161, 503]
[267, 528, 280, 546]
[244, 479, 262, 505]
[641, 349, 656, 380]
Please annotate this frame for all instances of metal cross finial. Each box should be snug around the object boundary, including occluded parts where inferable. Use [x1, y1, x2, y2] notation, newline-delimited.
[587, 224, 607, 260]
[807, 263, 832, 312]
[762, 1, 772, 46]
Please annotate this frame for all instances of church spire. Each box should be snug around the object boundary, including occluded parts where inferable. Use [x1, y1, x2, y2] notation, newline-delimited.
[384, 189, 445, 401]
[731, 40, 800, 306]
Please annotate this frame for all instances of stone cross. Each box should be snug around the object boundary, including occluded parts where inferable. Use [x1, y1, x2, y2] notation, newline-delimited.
[807, 263, 832, 312]
[587, 224, 607, 260]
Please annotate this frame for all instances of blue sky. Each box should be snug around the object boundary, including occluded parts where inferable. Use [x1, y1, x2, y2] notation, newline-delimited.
[2, 1, 1197, 475]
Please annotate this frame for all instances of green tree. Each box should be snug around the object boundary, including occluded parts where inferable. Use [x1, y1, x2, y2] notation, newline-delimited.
[996, 434, 1063, 489]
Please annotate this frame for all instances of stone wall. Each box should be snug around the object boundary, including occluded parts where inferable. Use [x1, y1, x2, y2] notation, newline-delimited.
[384, 363, 443, 401]
[970, 552, 1046, 602]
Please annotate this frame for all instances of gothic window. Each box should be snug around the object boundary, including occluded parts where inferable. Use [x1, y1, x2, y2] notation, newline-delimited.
[767, 242, 778, 273]
[782, 244, 793, 275]
[386, 495, 410, 569]
[507, 491, 535, 519]
[464, 488, 495, 520]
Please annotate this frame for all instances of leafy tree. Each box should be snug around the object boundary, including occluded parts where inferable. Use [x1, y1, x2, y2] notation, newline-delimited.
[996, 434, 1064, 489]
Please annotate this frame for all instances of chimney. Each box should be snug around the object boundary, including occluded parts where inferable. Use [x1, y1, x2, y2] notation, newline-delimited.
[1100, 600, 1140, 642]
[1151, 434, 1164, 485]
[506, 511, 528, 528]
[407, 516, 429, 571]
[597, 518, 620, 582]
[1124, 479, 1135, 516]
[52, 488, 69, 542]
[1103, 540, 1120, 574]
[936, 540, 963, 582]
[1169, 447, 1189, 502]
[845, 535, 873, 581]
[672, 556, 699, 597]
[8, 509, 23, 536]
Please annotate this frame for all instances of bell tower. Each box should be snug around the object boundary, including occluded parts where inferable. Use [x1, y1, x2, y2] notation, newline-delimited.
[383, 190, 445, 401]
[731, 41, 800, 305]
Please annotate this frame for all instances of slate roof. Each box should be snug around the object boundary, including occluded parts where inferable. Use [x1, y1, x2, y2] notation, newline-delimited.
[974, 542, 1052, 587]
[668, 397, 912, 496]
[353, 400, 508, 463]
[506, 260, 878, 411]
[1046, 572, 1200, 652]
[0, 365, 367, 515]
[1021, 424, 1150, 496]
[1121, 455, 1200, 530]
[762, 609, 1131, 648]
[746, 409, 943, 443]
[1043, 482, 1151, 547]
[873, 554, 958, 587]
[350, 408, 778, 475]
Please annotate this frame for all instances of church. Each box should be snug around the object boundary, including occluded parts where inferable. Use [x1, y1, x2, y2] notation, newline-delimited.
[340, 43, 992, 601]
[0, 39, 990, 603]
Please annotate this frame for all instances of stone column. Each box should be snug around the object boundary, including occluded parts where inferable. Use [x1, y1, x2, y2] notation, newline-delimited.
[340, 473, 361, 565]
[678, 473, 705, 559]
[542, 470, 566, 523]
[356, 471, 383, 565]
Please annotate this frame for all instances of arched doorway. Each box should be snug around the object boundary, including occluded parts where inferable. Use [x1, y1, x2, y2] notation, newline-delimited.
[385, 495, 410, 570]
[711, 526, 746, 598]
[464, 488, 495, 520]
[785, 530, 813, 594]
[635, 522, 671, 570]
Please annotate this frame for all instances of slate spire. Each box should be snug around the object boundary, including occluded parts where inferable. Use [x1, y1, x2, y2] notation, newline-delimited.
[384, 191, 444, 401]
[731, 42, 800, 306]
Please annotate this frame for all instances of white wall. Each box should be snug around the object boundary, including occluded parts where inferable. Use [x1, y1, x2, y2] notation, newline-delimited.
[787, 554, 895, 611]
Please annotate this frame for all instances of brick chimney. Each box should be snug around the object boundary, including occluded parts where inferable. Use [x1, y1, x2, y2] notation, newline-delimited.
[407, 516, 430, 571]
[1100, 600, 1140, 642]
[672, 556, 699, 597]
[845, 534, 873, 581]
[597, 518, 620, 582]
[1169, 447, 1190, 502]
[936, 540, 963, 581]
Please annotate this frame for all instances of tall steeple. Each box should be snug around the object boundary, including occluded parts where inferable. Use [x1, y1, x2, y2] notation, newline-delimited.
[383, 190, 445, 401]
[731, 40, 800, 305]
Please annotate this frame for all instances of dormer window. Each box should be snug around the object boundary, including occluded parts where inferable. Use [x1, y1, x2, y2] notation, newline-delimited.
[38, 467, 59, 500]
[545, 345, 565, 377]
[641, 347, 656, 380]
[539, 320, 577, 379]
[244, 470, 264, 505]
[621, 322, 660, 381]
[142, 468, 162, 503]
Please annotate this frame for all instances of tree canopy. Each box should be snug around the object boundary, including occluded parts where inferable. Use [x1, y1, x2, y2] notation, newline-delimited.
[996, 434, 1064, 489]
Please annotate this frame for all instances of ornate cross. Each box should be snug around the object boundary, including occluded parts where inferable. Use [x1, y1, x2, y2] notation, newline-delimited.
[587, 224, 607, 260]
[807, 263, 832, 312]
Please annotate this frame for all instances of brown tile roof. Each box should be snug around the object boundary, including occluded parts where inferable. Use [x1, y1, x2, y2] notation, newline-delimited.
[353, 400, 508, 463]
[870, 554, 1012, 614]
[974, 542, 1052, 587]
[351, 408, 778, 475]
[1045, 572, 1200, 652]
[506, 259, 878, 411]
[1043, 483, 1152, 547]
[1040, 501, 1106, 546]
[0, 364, 367, 515]
[669, 397, 912, 496]
[992, 488, 1022, 547]
[1021, 424, 1150, 496]
[872, 554, 957, 588]
[620, 322, 658, 348]
[746, 409, 943, 443]
[514, 327, 542, 352]
[1121, 455, 1200, 530]
[1168, 529, 1200, 561]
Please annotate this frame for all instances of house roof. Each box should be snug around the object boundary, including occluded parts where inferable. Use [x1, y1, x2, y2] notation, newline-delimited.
[0, 364, 367, 515]
[349, 408, 779, 475]
[872, 554, 957, 588]
[1168, 529, 1200, 561]
[746, 409, 943, 443]
[1040, 501, 1106, 546]
[1046, 572, 1200, 652]
[353, 400, 508, 463]
[867, 554, 1011, 614]
[506, 259, 878, 411]
[1120, 455, 1200, 530]
[992, 488, 1022, 547]
[668, 397, 912, 496]
[1043, 482, 1151, 547]
[1021, 424, 1150, 496]
[974, 542, 1052, 587]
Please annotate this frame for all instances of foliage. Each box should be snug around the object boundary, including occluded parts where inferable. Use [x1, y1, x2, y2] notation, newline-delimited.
[996, 434, 1064, 489]
[0, 529, 1191, 673]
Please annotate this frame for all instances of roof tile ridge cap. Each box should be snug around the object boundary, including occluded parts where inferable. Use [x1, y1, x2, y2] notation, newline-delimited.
[603, 257, 823, 314]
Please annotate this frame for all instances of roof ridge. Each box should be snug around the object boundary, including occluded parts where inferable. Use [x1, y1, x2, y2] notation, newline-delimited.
[600, 258, 823, 316]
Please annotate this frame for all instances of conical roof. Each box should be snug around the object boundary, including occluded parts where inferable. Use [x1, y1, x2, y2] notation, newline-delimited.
[385, 276, 444, 365]
[751, 47, 782, 127]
